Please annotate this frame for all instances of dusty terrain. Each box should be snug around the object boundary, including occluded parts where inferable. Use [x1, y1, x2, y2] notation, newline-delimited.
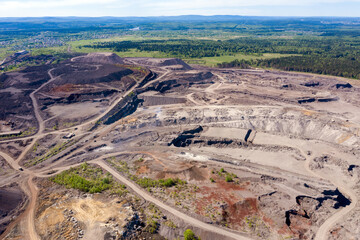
[0, 52, 359, 240]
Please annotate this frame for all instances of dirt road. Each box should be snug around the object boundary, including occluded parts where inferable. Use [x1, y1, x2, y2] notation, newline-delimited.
[0, 151, 21, 171]
[16, 68, 58, 163]
[30, 68, 56, 134]
[94, 160, 251, 240]
[1, 61, 358, 240]
[25, 176, 40, 240]
[0, 66, 169, 239]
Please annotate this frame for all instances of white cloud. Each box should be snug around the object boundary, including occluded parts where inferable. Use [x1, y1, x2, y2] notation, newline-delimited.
[2, 0, 360, 11]
[144, 0, 360, 9]
[0, 0, 358, 17]
[0, 0, 117, 10]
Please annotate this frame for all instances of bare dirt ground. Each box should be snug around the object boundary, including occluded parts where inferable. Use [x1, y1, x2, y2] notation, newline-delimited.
[34, 179, 134, 240]
[0, 53, 359, 240]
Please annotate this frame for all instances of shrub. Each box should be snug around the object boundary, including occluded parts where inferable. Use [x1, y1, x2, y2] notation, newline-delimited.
[225, 175, 233, 182]
[162, 178, 176, 187]
[102, 177, 111, 184]
[136, 177, 186, 189]
[147, 219, 158, 233]
[184, 229, 200, 240]
[51, 165, 112, 193]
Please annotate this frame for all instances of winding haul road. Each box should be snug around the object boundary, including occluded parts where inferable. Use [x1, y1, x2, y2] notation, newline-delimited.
[95, 160, 250, 240]
[0, 62, 356, 240]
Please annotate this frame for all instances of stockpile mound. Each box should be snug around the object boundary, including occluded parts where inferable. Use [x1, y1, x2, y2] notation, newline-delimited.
[130, 58, 192, 70]
[73, 52, 124, 65]
[159, 58, 192, 70]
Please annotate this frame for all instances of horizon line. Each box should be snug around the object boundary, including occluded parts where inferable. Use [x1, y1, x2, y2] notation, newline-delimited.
[0, 15, 360, 19]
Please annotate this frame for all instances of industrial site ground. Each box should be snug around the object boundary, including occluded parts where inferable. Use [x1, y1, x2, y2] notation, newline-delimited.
[0, 52, 359, 240]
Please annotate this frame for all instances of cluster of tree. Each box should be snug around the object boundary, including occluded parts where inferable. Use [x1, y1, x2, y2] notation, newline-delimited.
[85, 37, 360, 79]
[257, 56, 360, 79]
[86, 37, 360, 57]
[218, 56, 360, 79]
[51, 164, 113, 193]
[85, 39, 261, 58]
[217, 59, 251, 69]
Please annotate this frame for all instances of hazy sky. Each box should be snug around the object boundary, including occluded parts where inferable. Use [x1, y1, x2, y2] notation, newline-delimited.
[0, 0, 359, 17]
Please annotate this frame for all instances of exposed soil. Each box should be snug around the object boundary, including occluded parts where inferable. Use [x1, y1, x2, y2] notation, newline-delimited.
[1, 54, 360, 240]
[0, 184, 26, 236]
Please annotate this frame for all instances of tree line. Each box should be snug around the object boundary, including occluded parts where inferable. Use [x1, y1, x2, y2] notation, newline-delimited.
[84, 37, 360, 79]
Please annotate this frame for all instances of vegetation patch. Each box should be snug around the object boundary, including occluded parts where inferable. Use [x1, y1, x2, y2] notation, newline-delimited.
[213, 168, 238, 183]
[84, 37, 360, 79]
[51, 163, 128, 196]
[51, 163, 115, 193]
[135, 177, 186, 189]
[0, 127, 36, 140]
[184, 229, 201, 240]
[26, 139, 77, 166]
[144, 203, 161, 234]
[107, 156, 186, 189]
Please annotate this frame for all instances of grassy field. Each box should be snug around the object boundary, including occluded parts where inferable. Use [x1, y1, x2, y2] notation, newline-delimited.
[67, 38, 300, 66]
[188, 53, 300, 67]
[0, 47, 15, 61]
[1, 35, 301, 69]
[31, 46, 69, 55]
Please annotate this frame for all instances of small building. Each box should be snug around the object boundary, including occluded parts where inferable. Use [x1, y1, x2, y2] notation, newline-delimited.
[63, 133, 75, 139]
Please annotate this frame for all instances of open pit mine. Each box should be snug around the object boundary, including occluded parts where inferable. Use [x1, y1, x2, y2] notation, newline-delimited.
[0, 52, 359, 240]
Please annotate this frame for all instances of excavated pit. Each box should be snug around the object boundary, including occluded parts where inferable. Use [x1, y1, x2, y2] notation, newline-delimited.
[2, 54, 360, 240]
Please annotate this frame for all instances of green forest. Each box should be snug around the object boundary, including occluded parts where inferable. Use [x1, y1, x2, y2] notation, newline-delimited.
[84, 37, 360, 79]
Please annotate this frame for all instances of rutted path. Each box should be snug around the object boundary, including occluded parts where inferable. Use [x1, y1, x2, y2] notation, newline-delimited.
[32, 152, 252, 240]
[95, 159, 251, 240]
[16, 68, 58, 163]
[25, 176, 40, 240]
[0, 64, 358, 240]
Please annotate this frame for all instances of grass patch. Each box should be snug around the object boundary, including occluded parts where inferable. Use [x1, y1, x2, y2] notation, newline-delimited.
[32, 142, 39, 152]
[30, 46, 68, 56]
[164, 219, 177, 229]
[186, 53, 299, 67]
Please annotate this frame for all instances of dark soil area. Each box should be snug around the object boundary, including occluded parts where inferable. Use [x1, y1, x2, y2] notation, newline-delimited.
[0, 185, 26, 235]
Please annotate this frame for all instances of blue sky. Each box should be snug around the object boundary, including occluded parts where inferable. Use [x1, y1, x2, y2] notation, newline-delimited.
[0, 0, 359, 17]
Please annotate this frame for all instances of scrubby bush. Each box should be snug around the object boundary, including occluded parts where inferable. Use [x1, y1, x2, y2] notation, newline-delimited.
[225, 175, 233, 182]
[136, 177, 186, 189]
[51, 164, 113, 193]
[147, 219, 158, 233]
[184, 229, 200, 240]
